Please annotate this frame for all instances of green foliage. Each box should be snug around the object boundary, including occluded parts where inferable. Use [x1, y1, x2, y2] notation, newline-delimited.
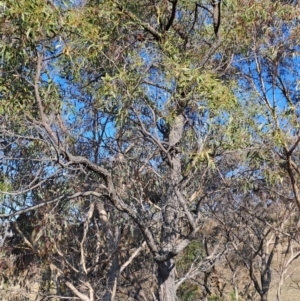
[177, 282, 202, 301]
[177, 240, 204, 275]
[0, 176, 11, 193]
[208, 295, 225, 301]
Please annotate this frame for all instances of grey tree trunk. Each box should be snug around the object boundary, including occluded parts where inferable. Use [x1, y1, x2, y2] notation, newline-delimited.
[261, 292, 268, 301]
[156, 114, 185, 301]
[104, 255, 119, 301]
[97, 202, 120, 301]
[157, 259, 176, 301]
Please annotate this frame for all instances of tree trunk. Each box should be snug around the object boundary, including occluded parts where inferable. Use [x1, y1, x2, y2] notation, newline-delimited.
[157, 259, 176, 301]
[261, 292, 268, 301]
[96, 202, 120, 301]
[103, 255, 119, 301]
[156, 114, 184, 301]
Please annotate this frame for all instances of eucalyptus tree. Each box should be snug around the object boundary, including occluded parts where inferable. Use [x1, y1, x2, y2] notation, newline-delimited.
[1, 0, 300, 301]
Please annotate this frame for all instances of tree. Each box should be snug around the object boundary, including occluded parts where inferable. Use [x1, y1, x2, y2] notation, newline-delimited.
[1, 0, 300, 301]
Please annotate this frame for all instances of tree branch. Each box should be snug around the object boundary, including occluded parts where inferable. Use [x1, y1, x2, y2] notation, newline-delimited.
[165, 0, 178, 31]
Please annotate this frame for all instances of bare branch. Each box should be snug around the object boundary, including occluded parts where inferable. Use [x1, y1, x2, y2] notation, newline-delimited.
[165, 0, 178, 31]
[120, 241, 147, 273]
[0, 190, 107, 218]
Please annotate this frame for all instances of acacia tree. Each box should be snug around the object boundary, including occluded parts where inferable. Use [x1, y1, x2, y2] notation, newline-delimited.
[1, 0, 300, 301]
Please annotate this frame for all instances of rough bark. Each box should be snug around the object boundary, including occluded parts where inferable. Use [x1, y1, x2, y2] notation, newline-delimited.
[104, 255, 119, 301]
[261, 292, 268, 301]
[157, 259, 176, 301]
[157, 114, 185, 301]
[97, 202, 120, 301]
